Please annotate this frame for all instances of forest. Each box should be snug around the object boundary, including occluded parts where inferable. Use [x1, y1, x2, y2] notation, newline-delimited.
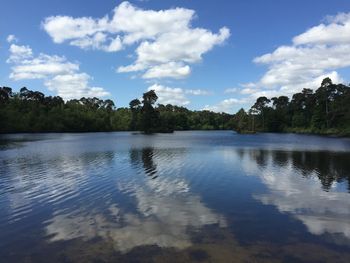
[232, 78, 350, 136]
[1, 77, 349, 135]
[0, 87, 233, 133]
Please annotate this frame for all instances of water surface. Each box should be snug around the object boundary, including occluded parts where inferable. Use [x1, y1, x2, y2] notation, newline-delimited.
[0, 131, 350, 262]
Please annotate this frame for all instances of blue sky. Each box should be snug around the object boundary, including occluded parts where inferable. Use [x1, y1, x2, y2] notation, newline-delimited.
[1, 0, 350, 113]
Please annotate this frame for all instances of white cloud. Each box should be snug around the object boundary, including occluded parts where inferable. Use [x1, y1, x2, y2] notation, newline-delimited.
[7, 43, 109, 100]
[148, 84, 190, 106]
[10, 54, 79, 80]
[293, 13, 350, 45]
[240, 88, 257, 95]
[120, 27, 229, 79]
[44, 73, 109, 99]
[234, 12, 350, 106]
[203, 98, 247, 113]
[7, 44, 33, 63]
[111, 1, 194, 45]
[43, 15, 108, 44]
[69, 33, 123, 52]
[224, 88, 238, 94]
[146, 85, 209, 106]
[43, 2, 194, 46]
[42, 1, 230, 79]
[253, 44, 348, 96]
[229, 83, 258, 97]
[6, 34, 18, 43]
[142, 62, 191, 79]
[106, 36, 123, 52]
[185, 89, 210, 96]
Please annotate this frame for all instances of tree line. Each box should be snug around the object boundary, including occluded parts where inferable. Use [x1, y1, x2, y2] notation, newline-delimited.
[0, 87, 234, 133]
[1, 77, 349, 135]
[232, 78, 350, 136]
[128, 90, 234, 133]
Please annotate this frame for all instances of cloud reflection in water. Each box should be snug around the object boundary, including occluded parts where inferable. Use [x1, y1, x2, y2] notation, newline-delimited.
[238, 149, 350, 240]
[45, 148, 226, 253]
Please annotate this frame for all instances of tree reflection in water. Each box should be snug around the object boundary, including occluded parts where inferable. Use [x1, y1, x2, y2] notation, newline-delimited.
[238, 148, 350, 242]
[130, 147, 158, 178]
[248, 150, 350, 191]
[141, 148, 158, 178]
[44, 147, 226, 254]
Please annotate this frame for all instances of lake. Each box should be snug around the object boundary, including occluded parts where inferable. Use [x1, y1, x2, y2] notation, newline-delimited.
[0, 131, 350, 262]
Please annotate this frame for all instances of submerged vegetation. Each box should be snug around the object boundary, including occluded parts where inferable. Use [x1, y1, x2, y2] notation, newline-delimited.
[232, 78, 350, 136]
[0, 87, 233, 133]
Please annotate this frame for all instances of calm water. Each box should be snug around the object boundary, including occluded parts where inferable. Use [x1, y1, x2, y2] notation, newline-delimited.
[0, 131, 350, 262]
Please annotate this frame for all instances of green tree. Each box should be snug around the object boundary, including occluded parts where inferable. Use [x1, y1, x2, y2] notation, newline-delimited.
[129, 99, 141, 130]
[251, 96, 271, 130]
[140, 90, 160, 133]
[232, 108, 249, 133]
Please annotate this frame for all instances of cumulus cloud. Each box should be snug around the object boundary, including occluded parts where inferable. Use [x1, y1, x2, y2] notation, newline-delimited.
[249, 12, 350, 99]
[205, 11, 350, 113]
[142, 62, 191, 79]
[293, 13, 350, 45]
[42, 1, 230, 79]
[43, 2, 193, 46]
[70, 33, 123, 52]
[10, 53, 79, 80]
[6, 34, 18, 43]
[44, 73, 109, 99]
[148, 84, 190, 106]
[147, 84, 210, 106]
[7, 44, 33, 63]
[120, 27, 230, 79]
[203, 97, 247, 113]
[7, 43, 109, 99]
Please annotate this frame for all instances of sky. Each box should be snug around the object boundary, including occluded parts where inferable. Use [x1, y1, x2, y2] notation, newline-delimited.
[1, 0, 350, 113]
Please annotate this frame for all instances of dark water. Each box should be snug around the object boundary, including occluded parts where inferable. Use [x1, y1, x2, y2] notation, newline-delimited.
[0, 131, 350, 262]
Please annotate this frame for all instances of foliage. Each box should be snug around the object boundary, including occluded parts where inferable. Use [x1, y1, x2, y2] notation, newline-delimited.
[233, 78, 350, 136]
[129, 90, 234, 133]
[0, 87, 234, 133]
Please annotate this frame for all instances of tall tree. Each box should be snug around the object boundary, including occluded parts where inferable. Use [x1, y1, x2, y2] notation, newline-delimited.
[251, 96, 271, 130]
[140, 90, 160, 133]
[129, 99, 141, 130]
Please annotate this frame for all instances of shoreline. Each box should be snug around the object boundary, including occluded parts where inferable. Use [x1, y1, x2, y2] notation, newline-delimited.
[1, 129, 349, 138]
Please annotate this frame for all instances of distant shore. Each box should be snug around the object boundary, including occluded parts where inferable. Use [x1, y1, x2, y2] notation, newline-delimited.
[2, 129, 349, 138]
[237, 128, 350, 137]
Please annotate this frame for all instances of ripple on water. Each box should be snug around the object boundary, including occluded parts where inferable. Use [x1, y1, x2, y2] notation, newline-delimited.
[0, 132, 350, 262]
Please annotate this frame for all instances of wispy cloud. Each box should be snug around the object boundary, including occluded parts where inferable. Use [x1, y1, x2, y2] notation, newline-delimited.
[224, 88, 238, 94]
